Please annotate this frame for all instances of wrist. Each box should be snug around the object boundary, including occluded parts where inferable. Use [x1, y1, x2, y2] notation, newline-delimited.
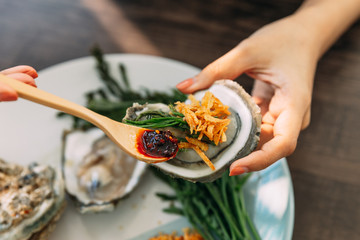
[290, 0, 360, 59]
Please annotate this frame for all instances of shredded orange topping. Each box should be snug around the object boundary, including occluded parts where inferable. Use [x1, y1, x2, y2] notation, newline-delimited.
[149, 228, 204, 240]
[175, 92, 231, 171]
[179, 140, 215, 171]
[175, 92, 231, 145]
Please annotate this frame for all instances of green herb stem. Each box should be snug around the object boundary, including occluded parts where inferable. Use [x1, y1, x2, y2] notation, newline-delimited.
[152, 167, 260, 240]
[204, 183, 244, 239]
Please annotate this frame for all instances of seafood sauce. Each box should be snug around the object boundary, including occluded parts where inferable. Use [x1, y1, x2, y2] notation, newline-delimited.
[137, 129, 178, 159]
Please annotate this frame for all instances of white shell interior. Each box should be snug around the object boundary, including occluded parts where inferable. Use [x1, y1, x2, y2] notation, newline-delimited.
[156, 84, 253, 178]
[63, 128, 147, 206]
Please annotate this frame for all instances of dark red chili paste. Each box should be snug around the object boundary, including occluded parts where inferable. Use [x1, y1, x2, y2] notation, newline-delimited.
[137, 129, 178, 159]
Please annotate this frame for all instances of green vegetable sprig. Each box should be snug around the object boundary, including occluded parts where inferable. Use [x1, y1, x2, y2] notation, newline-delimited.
[58, 44, 187, 129]
[124, 117, 189, 130]
[123, 105, 190, 131]
[153, 168, 261, 240]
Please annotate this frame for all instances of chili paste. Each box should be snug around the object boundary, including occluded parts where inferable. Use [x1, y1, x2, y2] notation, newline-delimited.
[137, 129, 178, 159]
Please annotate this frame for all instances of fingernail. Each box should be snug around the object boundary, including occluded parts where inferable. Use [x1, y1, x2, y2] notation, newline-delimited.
[229, 166, 249, 176]
[176, 78, 194, 90]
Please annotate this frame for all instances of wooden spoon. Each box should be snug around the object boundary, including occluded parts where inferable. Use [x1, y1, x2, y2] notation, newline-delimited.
[0, 74, 175, 163]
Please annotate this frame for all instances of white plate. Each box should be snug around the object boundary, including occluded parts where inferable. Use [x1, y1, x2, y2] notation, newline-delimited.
[0, 54, 294, 240]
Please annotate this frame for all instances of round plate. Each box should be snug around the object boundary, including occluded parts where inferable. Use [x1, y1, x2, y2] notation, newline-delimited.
[0, 54, 294, 240]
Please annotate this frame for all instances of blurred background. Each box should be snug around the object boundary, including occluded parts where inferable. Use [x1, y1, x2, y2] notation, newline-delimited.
[1, 0, 359, 239]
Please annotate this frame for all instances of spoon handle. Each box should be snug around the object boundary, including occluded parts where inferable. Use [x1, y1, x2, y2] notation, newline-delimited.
[1, 74, 175, 163]
[0, 74, 105, 127]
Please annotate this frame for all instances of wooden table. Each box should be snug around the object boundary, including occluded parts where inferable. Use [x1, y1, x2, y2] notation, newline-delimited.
[1, 0, 359, 239]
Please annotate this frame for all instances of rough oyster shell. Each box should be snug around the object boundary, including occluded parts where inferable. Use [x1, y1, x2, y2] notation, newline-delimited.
[124, 80, 261, 182]
[61, 128, 147, 214]
[0, 159, 65, 240]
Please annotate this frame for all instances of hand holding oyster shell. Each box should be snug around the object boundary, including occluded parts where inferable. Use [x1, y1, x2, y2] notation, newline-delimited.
[176, 19, 320, 175]
[124, 80, 261, 182]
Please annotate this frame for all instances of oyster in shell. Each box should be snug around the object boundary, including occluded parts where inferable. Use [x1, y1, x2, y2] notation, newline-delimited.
[124, 80, 261, 182]
[61, 128, 147, 214]
[0, 159, 65, 240]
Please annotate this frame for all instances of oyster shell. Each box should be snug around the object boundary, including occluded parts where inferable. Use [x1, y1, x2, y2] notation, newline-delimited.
[0, 159, 65, 240]
[124, 80, 261, 182]
[61, 128, 147, 214]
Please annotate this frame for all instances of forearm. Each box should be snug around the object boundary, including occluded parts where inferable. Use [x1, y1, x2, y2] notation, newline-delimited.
[291, 0, 360, 59]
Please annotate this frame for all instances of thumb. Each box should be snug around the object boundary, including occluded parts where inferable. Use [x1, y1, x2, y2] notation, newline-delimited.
[177, 45, 250, 94]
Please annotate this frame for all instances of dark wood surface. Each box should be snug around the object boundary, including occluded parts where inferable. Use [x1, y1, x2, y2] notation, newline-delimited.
[1, 0, 359, 239]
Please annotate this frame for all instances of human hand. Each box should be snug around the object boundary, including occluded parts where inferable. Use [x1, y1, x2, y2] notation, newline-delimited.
[0, 65, 38, 101]
[176, 16, 318, 175]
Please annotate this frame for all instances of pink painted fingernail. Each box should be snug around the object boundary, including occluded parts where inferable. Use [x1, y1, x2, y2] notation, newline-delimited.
[229, 166, 249, 176]
[176, 78, 194, 90]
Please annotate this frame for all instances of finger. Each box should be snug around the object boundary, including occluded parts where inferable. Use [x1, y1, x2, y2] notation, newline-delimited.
[5, 73, 37, 87]
[1, 65, 38, 78]
[229, 108, 302, 175]
[176, 78, 194, 92]
[177, 45, 251, 94]
[0, 82, 18, 101]
[301, 107, 311, 130]
[256, 122, 274, 150]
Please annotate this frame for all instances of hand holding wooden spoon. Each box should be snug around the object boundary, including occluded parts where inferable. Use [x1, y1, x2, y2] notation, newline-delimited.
[0, 68, 177, 163]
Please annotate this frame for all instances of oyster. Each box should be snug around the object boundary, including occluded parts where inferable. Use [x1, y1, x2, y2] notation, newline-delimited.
[124, 80, 261, 182]
[61, 128, 147, 214]
[0, 159, 65, 240]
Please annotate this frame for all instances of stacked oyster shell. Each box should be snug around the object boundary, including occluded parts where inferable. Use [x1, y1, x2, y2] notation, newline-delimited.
[0, 159, 65, 240]
[124, 80, 261, 182]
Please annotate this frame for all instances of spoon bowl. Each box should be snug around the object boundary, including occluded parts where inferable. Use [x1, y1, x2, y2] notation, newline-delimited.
[0, 74, 174, 163]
